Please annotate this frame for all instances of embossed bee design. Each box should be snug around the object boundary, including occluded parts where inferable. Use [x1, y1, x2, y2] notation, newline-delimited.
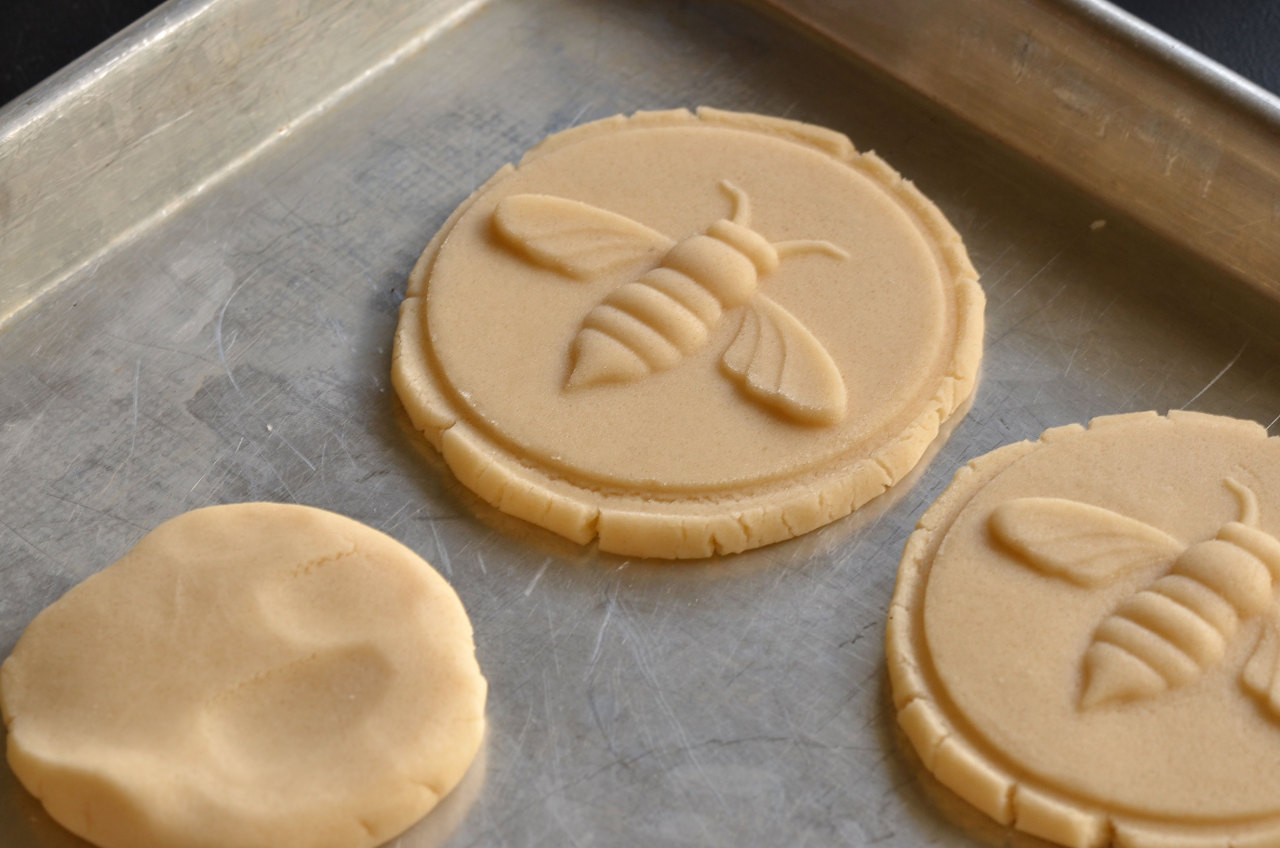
[492, 180, 850, 425]
[990, 478, 1280, 713]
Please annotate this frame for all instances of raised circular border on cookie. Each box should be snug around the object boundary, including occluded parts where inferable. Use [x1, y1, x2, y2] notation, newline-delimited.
[887, 410, 1280, 848]
[392, 107, 983, 558]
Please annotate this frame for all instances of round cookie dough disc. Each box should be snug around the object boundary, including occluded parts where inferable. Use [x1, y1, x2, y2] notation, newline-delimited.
[888, 411, 1280, 848]
[392, 107, 983, 558]
[0, 503, 486, 848]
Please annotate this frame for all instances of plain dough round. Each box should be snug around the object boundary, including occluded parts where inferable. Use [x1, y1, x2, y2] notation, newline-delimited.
[392, 107, 984, 558]
[0, 503, 486, 848]
[888, 411, 1280, 848]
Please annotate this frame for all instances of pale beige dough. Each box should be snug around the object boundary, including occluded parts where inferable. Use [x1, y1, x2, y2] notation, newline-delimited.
[0, 503, 486, 848]
[392, 107, 983, 558]
[888, 411, 1280, 848]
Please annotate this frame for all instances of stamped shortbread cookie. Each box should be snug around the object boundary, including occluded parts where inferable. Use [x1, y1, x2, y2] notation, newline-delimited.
[0, 503, 486, 848]
[888, 411, 1280, 847]
[393, 107, 983, 558]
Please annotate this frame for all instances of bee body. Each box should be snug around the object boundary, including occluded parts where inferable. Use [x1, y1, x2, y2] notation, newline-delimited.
[570, 222, 775, 387]
[1084, 520, 1280, 707]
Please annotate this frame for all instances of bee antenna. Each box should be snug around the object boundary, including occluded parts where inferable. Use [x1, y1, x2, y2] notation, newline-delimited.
[775, 240, 850, 261]
[1225, 477, 1259, 526]
[718, 180, 750, 226]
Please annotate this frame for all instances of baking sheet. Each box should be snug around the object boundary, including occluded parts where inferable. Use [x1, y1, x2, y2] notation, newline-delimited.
[756, 0, 1280, 302]
[3, 0, 1280, 846]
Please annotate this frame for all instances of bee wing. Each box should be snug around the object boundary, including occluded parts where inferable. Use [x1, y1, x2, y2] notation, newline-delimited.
[989, 498, 1182, 587]
[1242, 618, 1280, 723]
[721, 295, 846, 426]
[493, 194, 674, 279]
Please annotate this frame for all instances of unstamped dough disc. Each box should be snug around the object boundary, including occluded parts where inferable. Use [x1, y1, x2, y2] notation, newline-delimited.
[0, 503, 486, 848]
[392, 107, 983, 558]
[888, 411, 1280, 848]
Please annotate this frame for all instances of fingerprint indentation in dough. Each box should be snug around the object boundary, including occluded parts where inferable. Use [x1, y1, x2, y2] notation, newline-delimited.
[263, 544, 425, 645]
[202, 643, 394, 775]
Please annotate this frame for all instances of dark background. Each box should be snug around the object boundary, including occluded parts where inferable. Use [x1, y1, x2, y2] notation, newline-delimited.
[2, 0, 1279, 107]
[3, 0, 164, 106]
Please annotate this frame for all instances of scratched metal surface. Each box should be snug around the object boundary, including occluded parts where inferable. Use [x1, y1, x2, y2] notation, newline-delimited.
[3, 1, 1280, 846]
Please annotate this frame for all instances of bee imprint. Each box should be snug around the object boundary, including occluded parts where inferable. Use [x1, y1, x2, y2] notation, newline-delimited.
[991, 478, 1280, 713]
[493, 180, 850, 426]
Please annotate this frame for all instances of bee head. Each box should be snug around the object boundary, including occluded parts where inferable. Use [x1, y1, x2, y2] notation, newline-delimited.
[1218, 478, 1280, 581]
[1217, 522, 1280, 583]
[707, 219, 779, 276]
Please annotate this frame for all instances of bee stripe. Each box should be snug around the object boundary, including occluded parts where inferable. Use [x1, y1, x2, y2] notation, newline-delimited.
[643, 268, 723, 327]
[1117, 585, 1227, 667]
[1092, 614, 1201, 686]
[581, 305, 683, 371]
[1153, 574, 1239, 636]
[604, 280, 709, 353]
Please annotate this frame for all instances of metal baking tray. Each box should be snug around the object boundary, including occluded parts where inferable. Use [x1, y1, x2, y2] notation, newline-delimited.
[3, 0, 1279, 845]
